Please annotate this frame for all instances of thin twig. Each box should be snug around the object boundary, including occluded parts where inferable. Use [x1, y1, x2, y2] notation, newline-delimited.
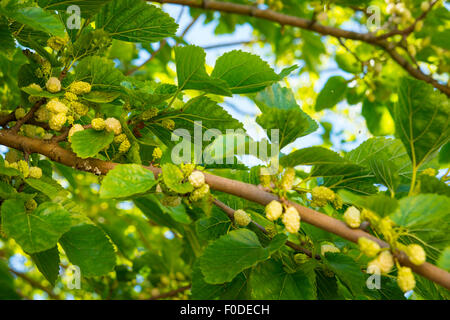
[149, 285, 191, 300]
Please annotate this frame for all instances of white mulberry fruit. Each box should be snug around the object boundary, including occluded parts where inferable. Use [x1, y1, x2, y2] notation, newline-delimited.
[46, 99, 68, 114]
[397, 267, 415, 292]
[406, 244, 426, 265]
[28, 166, 42, 179]
[46, 77, 61, 93]
[265, 200, 283, 221]
[91, 118, 105, 131]
[49, 113, 67, 131]
[343, 206, 361, 228]
[282, 206, 300, 233]
[188, 171, 205, 188]
[68, 124, 84, 142]
[358, 237, 381, 257]
[234, 209, 251, 227]
[69, 81, 91, 95]
[105, 117, 122, 135]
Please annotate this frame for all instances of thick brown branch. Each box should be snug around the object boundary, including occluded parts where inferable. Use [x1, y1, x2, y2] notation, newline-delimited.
[9, 268, 61, 300]
[150, 0, 450, 96]
[10, 100, 45, 134]
[0, 129, 449, 290]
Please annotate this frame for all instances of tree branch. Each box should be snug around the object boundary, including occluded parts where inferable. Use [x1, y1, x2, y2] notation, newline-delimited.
[9, 268, 61, 300]
[149, 285, 191, 300]
[1, 129, 449, 289]
[150, 0, 450, 96]
[213, 199, 318, 259]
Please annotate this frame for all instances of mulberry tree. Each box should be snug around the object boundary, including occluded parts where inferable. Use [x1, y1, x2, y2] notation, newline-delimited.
[0, 0, 449, 300]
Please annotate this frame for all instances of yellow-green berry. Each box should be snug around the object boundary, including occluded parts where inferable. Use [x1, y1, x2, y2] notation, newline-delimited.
[17, 160, 29, 178]
[343, 206, 361, 228]
[25, 199, 37, 211]
[69, 81, 92, 95]
[15, 108, 26, 120]
[105, 117, 122, 135]
[47, 36, 66, 51]
[64, 91, 78, 101]
[397, 267, 415, 292]
[280, 167, 295, 191]
[421, 168, 436, 177]
[311, 186, 335, 207]
[188, 171, 205, 188]
[152, 147, 163, 160]
[282, 206, 300, 233]
[114, 133, 127, 144]
[190, 184, 210, 202]
[406, 244, 426, 265]
[161, 196, 182, 207]
[91, 118, 105, 131]
[141, 107, 159, 120]
[162, 119, 175, 130]
[49, 113, 67, 131]
[358, 237, 381, 257]
[28, 166, 42, 179]
[234, 209, 251, 227]
[46, 99, 68, 114]
[265, 200, 283, 221]
[119, 139, 131, 153]
[46, 77, 61, 93]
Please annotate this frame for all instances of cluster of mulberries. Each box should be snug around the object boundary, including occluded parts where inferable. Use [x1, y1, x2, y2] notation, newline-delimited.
[265, 200, 300, 233]
[310, 186, 341, 208]
[188, 171, 210, 202]
[5, 160, 42, 179]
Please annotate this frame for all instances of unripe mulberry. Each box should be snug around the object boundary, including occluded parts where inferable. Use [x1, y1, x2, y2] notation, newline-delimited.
[119, 139, 131, 153]
[91, 118, 105, 131]
[181, 163, 196, 177]
[64, 91, 78, 101]
[358, 237, 381, 257]
[265, 200, 283, 221]
[161, 196, 181, 207]
[103, 117, 121, 135]
[46, 77, 61, 93]
[397, 267, 415, 292]
[114, 133, 127, 144]
[49, 113, 67, 130]
[69, 81, 92, 95]
[35, 106, 50, 122]
[234, 209, 251, 227]
[311, 186, 335, 207]
[367, 251, 394, 274]
[47, 99, 68, 114]
[190, 184, 210, 202]
[420, 1, 430, 11]
[68, 124, 84, 142]
[406, 244, 426, 265]
[25, 199, 37, 211]
[188, 171, 205, 188]
[343, 206, 361, 228]
[162, 119, 175, 130]
[259, 173, 271, 188]
[28, 166, 42, 179]
[28, 83, 42, 92]
[72, 101, 89, 116]
[152, 147, 163, 160]
[280, 167, 295, 191]
[282, 206, 300, 233]
[321, 243, 341, 255]
[294, 253, 309, 264]
[47, 36, 66, 51]
[15, 108, 26, 120]
[141, 107, 159, 120]
[17, 160, 29, 178]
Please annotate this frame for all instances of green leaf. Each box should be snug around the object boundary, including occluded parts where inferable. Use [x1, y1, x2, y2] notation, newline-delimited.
[211, 50, 279, 94]
[20, 85, 62, 98]
[323, 253, 365, 296]
[3, 6, 65, 37]
[0, 260, 20, 300]
[437, 247, 450, 271]
[81, 91, 120, 103]
[25, 177, 68, 199]
[173, 96, 243, 133]
[335, 53, 361, 74]
[394, 77, 450, 167]
[361, 99, 395, 136]
[198, 229, 284, 284]
[346, 137, 412, 181]
[96, 0, 177, 43]
[175, 45, 231, 96]
[439, 142, 450, 166]
[38, 0, 112, 18]
[368, 158, 399, 195]
[280, 147, 364, 177]
[74, 56, 125, 92]
[161, 163, 193, 194]
[391, 194, 450, 249]
[1, 200, 72, 254]
[418, 175, 450, 197]
[255, 84, 318, 148]
[0, 17, 15, 57]
[249, 259, 316, 299]
[100, 164, 156, 199]
[315, 76, 348, 111]
[59, 224, 116, 277]
[29, 246, 60, 285]
[195, 207, 231, 240]
[70, 129, 114, 159]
